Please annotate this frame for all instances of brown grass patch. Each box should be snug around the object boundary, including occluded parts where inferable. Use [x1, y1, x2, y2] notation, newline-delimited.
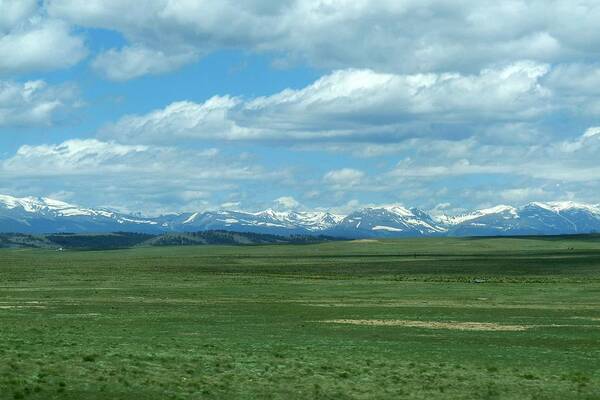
[323, 319, 530, 331]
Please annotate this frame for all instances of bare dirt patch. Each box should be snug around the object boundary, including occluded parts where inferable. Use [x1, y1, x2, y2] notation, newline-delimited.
[0, 305, 47, 309]
[322, 319, 530, 331]
[0, 300, 47, 309]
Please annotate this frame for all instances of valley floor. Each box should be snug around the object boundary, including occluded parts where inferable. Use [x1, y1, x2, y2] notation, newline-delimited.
[1, 237, 599, 399]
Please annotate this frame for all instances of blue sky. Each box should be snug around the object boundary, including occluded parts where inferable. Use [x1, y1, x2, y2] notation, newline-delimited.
[1, 0, 600, 215]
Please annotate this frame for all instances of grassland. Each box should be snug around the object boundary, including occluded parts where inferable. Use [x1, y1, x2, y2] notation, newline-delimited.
[1, 236, 600, 399]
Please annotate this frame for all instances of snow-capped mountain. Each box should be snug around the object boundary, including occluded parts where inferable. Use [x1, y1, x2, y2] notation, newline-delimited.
[0, 195, 158, 234]
[0, 195, 110, 217]
[173, 209, 343, 235]
[2, 194, 600, 237]
[330, 206, 446, 237]
[440, 202, 600, 236]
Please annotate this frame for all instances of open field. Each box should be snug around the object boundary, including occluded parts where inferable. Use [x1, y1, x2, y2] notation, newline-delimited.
[1, 236, 600, 399]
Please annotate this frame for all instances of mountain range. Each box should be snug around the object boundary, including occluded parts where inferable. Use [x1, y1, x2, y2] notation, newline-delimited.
[1, 194, 600, 238]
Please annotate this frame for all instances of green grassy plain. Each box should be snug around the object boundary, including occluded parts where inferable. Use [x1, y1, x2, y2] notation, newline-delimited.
[1, 236, 600, 399]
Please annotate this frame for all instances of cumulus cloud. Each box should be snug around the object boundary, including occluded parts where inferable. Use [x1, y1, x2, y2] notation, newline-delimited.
[242, 62, 551, 132]
[0, 1, 86, 74]
[46, 0, 600, 79]
[101, 97, 249, 142]
[0, 79, 79, 127]
[101, 63, 552, 143]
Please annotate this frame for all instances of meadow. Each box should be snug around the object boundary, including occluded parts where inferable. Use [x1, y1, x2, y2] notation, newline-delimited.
[1, 236, 599, 399]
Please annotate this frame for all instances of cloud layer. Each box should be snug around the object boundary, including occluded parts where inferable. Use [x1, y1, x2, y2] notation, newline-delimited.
[45, 0, 600, 79]
[0, 139, 284, 213]
[1, 1, 599, 213]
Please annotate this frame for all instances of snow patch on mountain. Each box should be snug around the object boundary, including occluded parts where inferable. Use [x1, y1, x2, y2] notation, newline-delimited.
[372, 225, 403, 232]
[436, 205, 518, 226]
[183, 212, 200, 224]
[532, 201, 600, 215]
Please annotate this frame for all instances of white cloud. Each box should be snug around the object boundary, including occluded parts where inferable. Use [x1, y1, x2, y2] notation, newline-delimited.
[323, 168, 364, 189]
[500, 187, 548, 202]
[0, 79, 79, 127]
[583, 127, 600, 139]
[542, 64, 600, 115]
[101, 97, 250, 142]
[220, 201, 241, 210]
[91, 45, 198, 81]
[559, 127, 600, 152]
[242, 62, 550, 131]
[102, 63, 552, 143]
[3, 139, 147, 174]
[0, 2, 87, 74]
[1, 139, 251, 178]
[274, 196, 300, 210]
[544, 64, 600, 95]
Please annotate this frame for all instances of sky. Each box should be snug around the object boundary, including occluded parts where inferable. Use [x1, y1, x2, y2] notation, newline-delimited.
[1, 0, 600, 215]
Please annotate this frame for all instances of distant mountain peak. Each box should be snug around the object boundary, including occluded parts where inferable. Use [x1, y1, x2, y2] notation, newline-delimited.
[2, 194, 600, 237]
